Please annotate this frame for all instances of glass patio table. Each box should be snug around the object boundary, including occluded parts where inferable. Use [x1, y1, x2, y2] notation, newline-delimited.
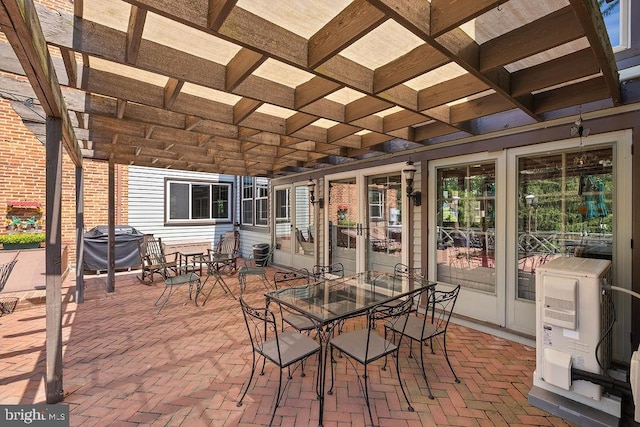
[265, 271, 435, 427]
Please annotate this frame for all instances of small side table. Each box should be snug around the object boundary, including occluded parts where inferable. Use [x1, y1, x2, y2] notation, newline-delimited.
[178, 250, 203, 276]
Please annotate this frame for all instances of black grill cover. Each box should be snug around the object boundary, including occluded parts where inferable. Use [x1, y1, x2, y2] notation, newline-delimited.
[83, 225, 145, 271]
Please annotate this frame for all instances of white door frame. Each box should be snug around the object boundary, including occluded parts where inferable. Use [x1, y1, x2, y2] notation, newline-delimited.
[323, 161, 410, 274]
[428, 152, 506, 327]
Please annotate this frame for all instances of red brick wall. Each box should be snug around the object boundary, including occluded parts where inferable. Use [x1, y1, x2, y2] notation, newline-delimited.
[0, 97, 128, 266]
[1, 1, 129, 267]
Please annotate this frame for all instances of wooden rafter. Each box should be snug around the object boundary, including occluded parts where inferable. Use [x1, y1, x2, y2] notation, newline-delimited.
[0, 0, 623, 177]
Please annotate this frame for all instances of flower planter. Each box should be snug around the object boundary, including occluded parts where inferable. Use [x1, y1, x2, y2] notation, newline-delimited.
[2, 243, 41, 250]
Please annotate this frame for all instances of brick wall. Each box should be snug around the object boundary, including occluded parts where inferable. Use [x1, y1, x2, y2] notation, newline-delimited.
[0, 98, 128, 267]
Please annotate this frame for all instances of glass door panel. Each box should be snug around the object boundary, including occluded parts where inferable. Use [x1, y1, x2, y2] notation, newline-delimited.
[366, 174, 403, 273]
[516, 147, 613, 302]
[273, 187, 291, 265]
[328, 178, 358, 275]
[436, 163, 496, 294]
[293, 184, 315, 264]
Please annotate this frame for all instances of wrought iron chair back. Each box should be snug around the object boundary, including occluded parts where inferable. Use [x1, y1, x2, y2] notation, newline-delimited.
[238, 245, 274, 293]
[393, 262, 424, 279]
[328, 288, 421, 426]
[0, 258, 18, 315]
[237, 296, 320, 426]
[384, 284, 461, 399]
[312, 262, 344, 280]
[273, 269, 317, 333]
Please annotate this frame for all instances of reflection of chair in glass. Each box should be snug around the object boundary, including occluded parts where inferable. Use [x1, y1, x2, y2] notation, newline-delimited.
[273, 269, 317, 333]
[208, 230, 239, 274]
[393, 263, 424, 280]
[0, 259, 18, 315]
[328, 292, 419, 426]
[137, 235, 178, 284]
[295, 228, 314, 255]
[153, 254, 201, 314]
[236, 297, 320, 427]
[238, 245, 274, 293]
[312, 262, 344, 280]
[384, 284, 461, 399]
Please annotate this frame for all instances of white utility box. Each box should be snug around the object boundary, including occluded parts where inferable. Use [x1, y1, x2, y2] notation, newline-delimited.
[530, 257, 621, 425]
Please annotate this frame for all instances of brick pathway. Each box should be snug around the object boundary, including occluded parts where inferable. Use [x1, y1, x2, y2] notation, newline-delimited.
[0, 268, 577, 426]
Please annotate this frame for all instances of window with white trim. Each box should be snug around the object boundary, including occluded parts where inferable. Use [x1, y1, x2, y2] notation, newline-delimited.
[241, 177, 269, 226]
[369, 189, 383, 220]
[167, 180, 232, 223]
[275, 188, 290, 222]
[600, 0, 628, 52]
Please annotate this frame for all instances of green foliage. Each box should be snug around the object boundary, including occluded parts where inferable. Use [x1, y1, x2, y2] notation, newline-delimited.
[0, 232, 46, 244]
[338, 221, 356, 227]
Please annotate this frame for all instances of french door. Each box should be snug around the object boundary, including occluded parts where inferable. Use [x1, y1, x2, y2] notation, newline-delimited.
[428, 131, 631, 353]
[273, 181, 316, 270]
[325, 163, 408, 276]
[429, 153, 504, 326]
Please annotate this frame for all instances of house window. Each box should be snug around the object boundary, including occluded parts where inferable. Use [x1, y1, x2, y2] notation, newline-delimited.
[241, 177, 269, 226]
[275, 188, 290, 222]
[167, 180, 232, 223]
[369, 189, 383, 219]
[600, 0, 628, 51]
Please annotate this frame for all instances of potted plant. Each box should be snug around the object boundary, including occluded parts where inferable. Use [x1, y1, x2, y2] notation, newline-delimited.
[0, 232, 46, 250]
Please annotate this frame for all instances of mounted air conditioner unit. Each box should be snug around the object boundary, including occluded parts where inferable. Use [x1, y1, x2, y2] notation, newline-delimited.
[530, 257, 621, 423]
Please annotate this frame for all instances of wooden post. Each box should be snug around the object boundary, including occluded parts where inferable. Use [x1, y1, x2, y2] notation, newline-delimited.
[107, 158, 115, 293]
[75, 165, 84, 303]
[45, 116, 63, 403]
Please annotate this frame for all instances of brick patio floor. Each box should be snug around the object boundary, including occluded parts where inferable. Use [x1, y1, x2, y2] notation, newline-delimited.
[0, 267, 580, 426]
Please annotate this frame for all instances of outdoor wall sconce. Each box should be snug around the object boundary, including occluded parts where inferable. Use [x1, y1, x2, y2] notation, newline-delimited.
[307, 179, 324, 209]
[402, 161, 422, 206]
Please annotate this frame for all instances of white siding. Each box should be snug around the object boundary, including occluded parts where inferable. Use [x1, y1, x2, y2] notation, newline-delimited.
[128, 166, 239, 250]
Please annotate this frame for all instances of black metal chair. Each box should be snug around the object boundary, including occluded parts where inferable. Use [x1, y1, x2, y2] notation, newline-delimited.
[273, 269, 318, 334]
[238, 245, 274, 293]
[0, 259, 18, 315]
[153, 255, 201, 314]
[384, 284, 461, 399]
[312, 262, 344, 280]
[236, 296, 321, 426]
[208, 230, 240, 274]
[328, 289, 420, 426]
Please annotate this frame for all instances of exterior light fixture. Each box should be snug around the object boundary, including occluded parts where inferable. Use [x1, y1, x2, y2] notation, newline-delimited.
[525, 193, 538, 207]
[402, 161, 421, 207]
[307, 179, 324, 209]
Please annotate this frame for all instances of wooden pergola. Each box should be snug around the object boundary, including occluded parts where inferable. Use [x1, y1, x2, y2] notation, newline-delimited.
[0, 0, 621, 178]
[0, 0, 625, 406]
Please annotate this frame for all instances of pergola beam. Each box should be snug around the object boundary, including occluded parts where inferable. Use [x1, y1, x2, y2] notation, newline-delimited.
[0, 0, 82, 166]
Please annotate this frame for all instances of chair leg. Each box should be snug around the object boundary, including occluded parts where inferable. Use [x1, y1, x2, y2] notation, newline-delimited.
[442, 334, 460, 383]
[260, 274, 271, 290]
[269, 369, 284, 427]
[327, 346, 336, 395]
[154, 285, 175, 313]
[394, 346, 414, 413]
[237, 352, 258, 407]
[363, 364, 375, 427]
[419, 340, 434, 399]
